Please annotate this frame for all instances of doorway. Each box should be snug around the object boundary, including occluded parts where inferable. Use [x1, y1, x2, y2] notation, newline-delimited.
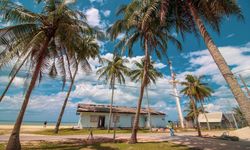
[98, 116, 105, 128]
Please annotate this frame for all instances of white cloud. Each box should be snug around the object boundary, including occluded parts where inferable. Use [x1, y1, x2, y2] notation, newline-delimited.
[0, 53, 178, 120]
[171, 32, 178, 38]
[14, 0, 23, 6]
[0, 76, 25, 87]
[89, 0, 104, 4]
[226, 33, 235, 38]
[85, 8, 101, 27]
[182, 43, 250, 85]
[102, 10, 111, 17]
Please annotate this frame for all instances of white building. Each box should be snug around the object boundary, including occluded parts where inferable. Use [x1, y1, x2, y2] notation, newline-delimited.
[198, 112, 232, 129]
[76, 104, 166, 129]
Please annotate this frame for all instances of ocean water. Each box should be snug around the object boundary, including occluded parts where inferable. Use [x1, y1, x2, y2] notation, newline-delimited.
[0, 120, 77, 126]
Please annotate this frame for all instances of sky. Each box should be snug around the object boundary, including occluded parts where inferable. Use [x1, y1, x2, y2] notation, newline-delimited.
[0, 0, 250, 124]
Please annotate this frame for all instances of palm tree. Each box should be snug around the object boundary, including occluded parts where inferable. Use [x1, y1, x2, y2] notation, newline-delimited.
[181, 75, 213, 131]
[108, 0, 181, 143]
[184, 101, 205, 128]
[191, 76, 213, 130]
[0, 1, 98, 149]
[147, 0, 250, 125]
[54, 37, 100, 134]
[97, 55, 130, 133]
[130, 58, 163, 130]
[181, 75, 202, 136]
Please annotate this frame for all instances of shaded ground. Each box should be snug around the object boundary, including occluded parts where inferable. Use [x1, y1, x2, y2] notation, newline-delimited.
[29, 128, 151, 135]
[0, 140, 192, 150]
[1, 133, 250, 150]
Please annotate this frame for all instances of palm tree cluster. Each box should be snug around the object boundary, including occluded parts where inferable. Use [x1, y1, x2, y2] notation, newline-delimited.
[108, 0, 249, 143]
[0, 0, 100, 149]
[0, 0, 249, 148]
[181, 75, 213, 136]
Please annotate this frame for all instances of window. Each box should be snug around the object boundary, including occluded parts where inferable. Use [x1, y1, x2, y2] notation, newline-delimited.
[90, 115, 98, 122]
[113, 115, 120, 123]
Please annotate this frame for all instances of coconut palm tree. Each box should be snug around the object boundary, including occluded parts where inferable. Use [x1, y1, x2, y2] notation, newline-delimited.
[97, 55, 130, 133]
[54, 37, 100, 134]
[181, 75, 213, 130]
[130, 58, 163, 130]
[181, 75, 202, 136]
[184, 101, 205, 128]
[0, 0, 98, 149]
[108, 0, 181, 143]
[145, 0, 250, 125]
[191, 76, 213, 130]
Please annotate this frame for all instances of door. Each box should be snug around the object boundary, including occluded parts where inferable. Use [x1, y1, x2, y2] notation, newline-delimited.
[98, 116, 105, 128]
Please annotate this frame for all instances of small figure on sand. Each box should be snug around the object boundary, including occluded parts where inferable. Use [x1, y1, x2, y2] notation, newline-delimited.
[167, 120, 175, 136]
[43, 121, 47, 128]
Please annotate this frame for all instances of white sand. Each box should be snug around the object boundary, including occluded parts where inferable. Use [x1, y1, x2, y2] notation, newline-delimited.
[229, 127, 250, 141]
[0, 125, 73, 132]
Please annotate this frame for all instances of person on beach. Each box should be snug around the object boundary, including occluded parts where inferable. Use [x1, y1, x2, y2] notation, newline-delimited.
[44, 121, 47, 128]
[167, 120, 175, 136]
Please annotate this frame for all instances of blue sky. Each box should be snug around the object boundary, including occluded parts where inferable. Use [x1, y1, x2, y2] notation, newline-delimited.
[0, 0, 250, 124]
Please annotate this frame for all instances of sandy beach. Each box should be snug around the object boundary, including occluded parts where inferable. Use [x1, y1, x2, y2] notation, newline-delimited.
[0, 124, 75, 133]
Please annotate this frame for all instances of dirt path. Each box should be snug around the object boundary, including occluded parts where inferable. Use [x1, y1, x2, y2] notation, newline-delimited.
[1, 133, 250, 150]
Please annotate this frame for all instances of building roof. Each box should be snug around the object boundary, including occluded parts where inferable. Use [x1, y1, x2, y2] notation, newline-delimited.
[76, 104, 165, 115]
[198, 112, 224, 123]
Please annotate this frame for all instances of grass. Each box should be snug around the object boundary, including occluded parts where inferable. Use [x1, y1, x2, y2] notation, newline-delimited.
[0, 141, 193, 150]
[0, 129, 10, 135]
[28, 128, 152, 135]
[0, 143, 4, 150]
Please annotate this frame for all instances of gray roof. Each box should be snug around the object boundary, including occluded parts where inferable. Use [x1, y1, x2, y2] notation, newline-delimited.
[76, 104, 165, 115]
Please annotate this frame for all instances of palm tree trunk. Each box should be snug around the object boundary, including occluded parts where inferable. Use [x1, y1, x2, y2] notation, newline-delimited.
[188, 2, 250, 126]
[6, 37, 50, 150]
[54, 64, 78, 134]
[130, 39, 149, 144]
[145, 86, 152, 130]
[190, 97, 202, 136]
[200, 101, 211, 130]
[108, 75, 115, 133]
[113, 113, 117, 141]
[0, 53, 29, 102]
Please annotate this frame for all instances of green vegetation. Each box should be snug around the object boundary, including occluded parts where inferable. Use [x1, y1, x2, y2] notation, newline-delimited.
[28, 128, 151, 135]
[6, 142, 191, 150]
[0, 143, 4, 150]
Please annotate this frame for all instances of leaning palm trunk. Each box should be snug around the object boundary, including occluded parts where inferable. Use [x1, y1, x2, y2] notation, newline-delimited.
[54, 64, 78, 134]
[0, 53, 30, 102]
[188, 2, 250, 126]
[130, 40, 149, 144]
[108, 75, 115, 133]
[200, 101, 210, 130]
[190, 97, 202, 136]
[6, 37, 50, 150]
[145, 86, 152, 130]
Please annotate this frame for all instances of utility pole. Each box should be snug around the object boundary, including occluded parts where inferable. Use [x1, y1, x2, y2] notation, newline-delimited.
[239, 74, 250, 97]
[168, 60, 184, 128]
[225, 100, 238, 129]
[145, 87, 152, 131]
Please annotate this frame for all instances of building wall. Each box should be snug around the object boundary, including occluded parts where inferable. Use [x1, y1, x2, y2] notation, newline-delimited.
[78, 112, 165, 128]
[148, 115, 166, 128]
